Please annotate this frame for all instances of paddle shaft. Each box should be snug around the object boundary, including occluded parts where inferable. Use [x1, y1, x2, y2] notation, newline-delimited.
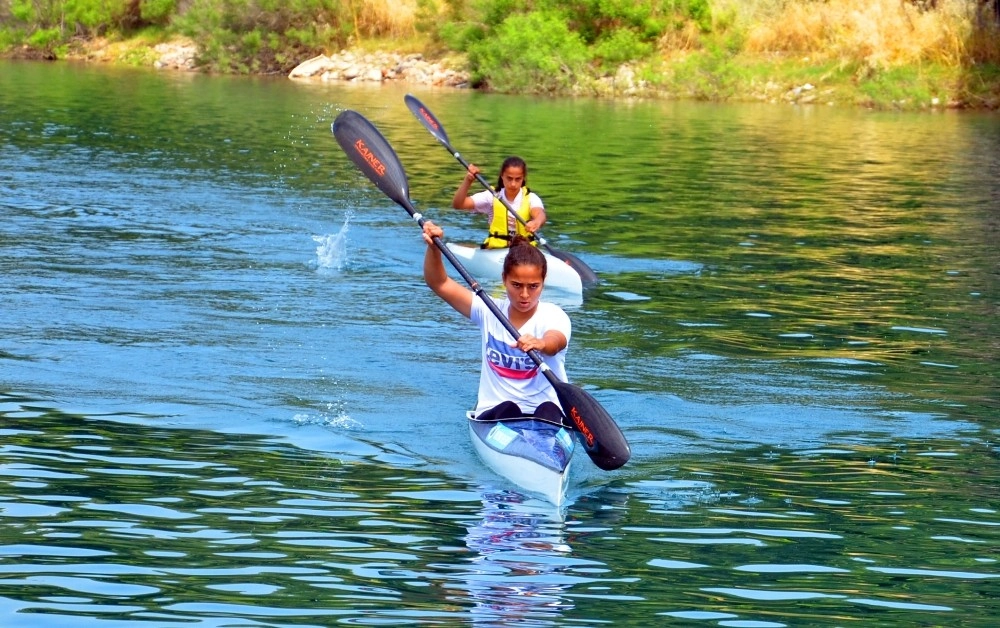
[406, 207, 565, 387]
[404, 95, 600, 286]
[452, 150, 553, 245]
[402, 202, 612, 464]
[332, 109, 629, 470]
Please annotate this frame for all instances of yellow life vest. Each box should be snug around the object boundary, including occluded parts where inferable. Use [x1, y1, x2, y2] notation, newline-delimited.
[482, 189, 537, 249]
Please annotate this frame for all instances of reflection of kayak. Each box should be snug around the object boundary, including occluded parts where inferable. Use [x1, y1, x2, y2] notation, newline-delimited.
[462, 493, 574, 619]
[446, 243, 584, 296]
[468, 412, 576, 506]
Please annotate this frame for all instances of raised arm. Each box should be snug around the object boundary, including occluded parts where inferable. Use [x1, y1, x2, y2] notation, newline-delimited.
[423, 221, 473, 318]
[452, 164, 480, 211]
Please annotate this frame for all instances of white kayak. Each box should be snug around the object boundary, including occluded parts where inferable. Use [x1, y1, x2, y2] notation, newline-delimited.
[446, 243, 584, 297]
[467, 411, 576, 506]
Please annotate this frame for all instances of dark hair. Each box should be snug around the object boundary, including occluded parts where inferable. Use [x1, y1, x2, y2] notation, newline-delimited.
[502, 236, 547, 279]
[497, 156, 528, 190]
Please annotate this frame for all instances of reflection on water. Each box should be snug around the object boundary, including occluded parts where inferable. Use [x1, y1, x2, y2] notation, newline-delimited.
[455, 492, 575, 625]
[2, 397, 1000, 625]
[1, 61, 998, 626]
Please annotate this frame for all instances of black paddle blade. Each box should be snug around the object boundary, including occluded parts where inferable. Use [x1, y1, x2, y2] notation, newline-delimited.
[336, 105, 624, 471]
[550, 249, 600, 287]
[404, 94, 450, 146]
[554, 381, 630, 470]
[331, 110, 412, 211]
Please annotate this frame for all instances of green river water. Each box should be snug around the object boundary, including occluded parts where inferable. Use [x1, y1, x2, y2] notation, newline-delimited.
[1, 60, 998, 626]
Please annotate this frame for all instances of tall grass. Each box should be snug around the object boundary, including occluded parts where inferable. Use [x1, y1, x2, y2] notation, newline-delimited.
[729, 0, 998, 68]
[384, 0, 996, 67]
[352, 0, 417, 38]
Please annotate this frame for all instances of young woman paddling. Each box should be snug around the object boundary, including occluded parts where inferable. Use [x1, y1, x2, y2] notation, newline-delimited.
[452, 157, 547, 249]
[422, 221, 570, 423]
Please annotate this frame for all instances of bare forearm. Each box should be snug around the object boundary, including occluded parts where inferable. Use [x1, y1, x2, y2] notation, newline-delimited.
[424, 243, 449, 293]
[528, 207, 547, 231]
[516, 330, 567, 355]
[452, 173, 476, 209]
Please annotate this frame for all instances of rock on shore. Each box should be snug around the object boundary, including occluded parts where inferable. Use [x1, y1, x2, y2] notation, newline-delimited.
[141, 40, 469, 88]
[288, 51, 469, 88]
[153, 39, 199, 70]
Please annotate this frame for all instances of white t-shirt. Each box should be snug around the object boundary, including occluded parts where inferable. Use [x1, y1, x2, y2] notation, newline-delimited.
[469, 296, 571, 416]
[470, 189, 544, 234]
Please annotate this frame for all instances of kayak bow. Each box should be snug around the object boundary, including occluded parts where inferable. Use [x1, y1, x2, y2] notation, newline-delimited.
[467, 412, 575, 505]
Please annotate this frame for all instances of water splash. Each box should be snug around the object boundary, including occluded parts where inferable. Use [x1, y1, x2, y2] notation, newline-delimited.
[313, 212, 352, 272]
[291, 411, 362, 430]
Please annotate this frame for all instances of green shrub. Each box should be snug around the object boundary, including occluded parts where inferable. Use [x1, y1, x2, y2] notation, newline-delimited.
[140, 0, 177, 24]
[175, 0, 346, 73]
[685, 0, 712, 32]
[241, 28, 263, 55]
[4, 0, 175, 44]
[468, 11, 589, 93]
[415, 0, 469, 38]
[556, 0, 659, 44]
[11, 0, 37, 22]
[27, 27, 62, 50]
[62, 0, 118, 34]
[437, 21, 484, 51]
[480, 0, 533, 29]
[593, 27, 653, 71]
[0, 29, 22, 52]
[671, 43, 740, 100]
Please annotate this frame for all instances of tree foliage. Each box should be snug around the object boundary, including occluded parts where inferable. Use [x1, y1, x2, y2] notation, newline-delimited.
[468, 10, 589, 92]
[1, 0, 997, 93]
[4, 0, 176, 35]
[173, 0, 352, 73]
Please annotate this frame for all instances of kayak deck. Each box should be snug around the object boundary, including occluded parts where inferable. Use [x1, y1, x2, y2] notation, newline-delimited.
[468, 413, 576, 505]
[445, 243, 584, 297]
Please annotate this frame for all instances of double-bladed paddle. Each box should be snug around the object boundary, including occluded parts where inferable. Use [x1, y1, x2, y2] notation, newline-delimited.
[331, 109, 629, 471]
[403, 94, 600, 287]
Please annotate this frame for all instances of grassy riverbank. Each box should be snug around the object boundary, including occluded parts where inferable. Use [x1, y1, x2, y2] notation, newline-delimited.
[2, 0, 998, 110]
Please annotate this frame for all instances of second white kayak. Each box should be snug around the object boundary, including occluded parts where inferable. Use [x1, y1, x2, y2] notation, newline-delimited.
[445, 243, 584, 297]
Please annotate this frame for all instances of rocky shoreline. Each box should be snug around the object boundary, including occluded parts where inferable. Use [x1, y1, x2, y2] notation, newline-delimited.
[144, 39, 469, 88]
[143, 40, 833, 103]
[31, 36, 981, 108]
[288, 50, 470, 88]
[35, 37, 468, 89]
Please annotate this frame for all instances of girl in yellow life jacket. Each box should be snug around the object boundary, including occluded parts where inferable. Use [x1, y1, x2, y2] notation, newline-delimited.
[451, 156, 547, 249]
